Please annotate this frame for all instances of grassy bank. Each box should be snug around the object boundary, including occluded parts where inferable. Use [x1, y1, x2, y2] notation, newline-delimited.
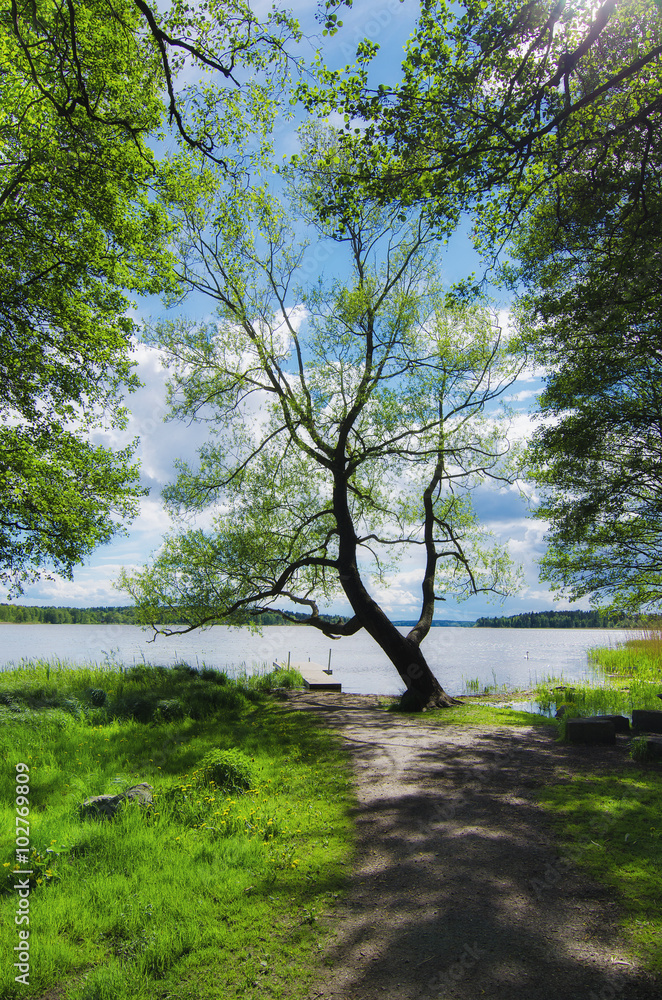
[0, 660, 354, 1000]
[589, 627, 662, 681]
[538, 770, 662, 973]
[409, 701, 557, 727]
[532, 677, 662, 719]
[528, 631, 662, 973]
[530, 628, 662, 719]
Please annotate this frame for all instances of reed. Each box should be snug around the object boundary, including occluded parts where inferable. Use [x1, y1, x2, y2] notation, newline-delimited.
[589, 628, 662, 682]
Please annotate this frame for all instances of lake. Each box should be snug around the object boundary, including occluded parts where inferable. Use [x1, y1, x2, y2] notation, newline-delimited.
[0, 623, 629, 696]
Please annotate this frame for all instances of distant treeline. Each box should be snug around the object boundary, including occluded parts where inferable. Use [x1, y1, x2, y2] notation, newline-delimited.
[475, 609, 638, 628]
[0, 605, 350, 626]
[4, 604, 644, 629]
[0, 604, 143, 624]
[392, 620, 475, 627]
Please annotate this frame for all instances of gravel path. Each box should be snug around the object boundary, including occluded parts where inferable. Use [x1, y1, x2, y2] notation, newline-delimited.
[281, 692, 660, 1000]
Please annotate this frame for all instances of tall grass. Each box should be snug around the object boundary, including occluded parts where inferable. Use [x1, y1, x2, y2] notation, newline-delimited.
[0, 659, 352, 1000]
[534, 677, 662, 719]
[589, 627, 662, 682]
[530, 628, 662, 720]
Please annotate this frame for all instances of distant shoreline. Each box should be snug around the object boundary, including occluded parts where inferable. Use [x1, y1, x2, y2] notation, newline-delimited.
[0, 605, 648, 628]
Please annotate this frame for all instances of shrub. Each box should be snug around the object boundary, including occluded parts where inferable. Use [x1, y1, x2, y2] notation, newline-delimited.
[155, 698, 185, 721]
[630, 736, 651, 762]
[87, 688, 107, 706]
[172, 662, 197, 676]
[0, 692, 21, 712]
[112, 695, 155, 723]
[188, 685, 248, 718]
[263, 668, 303, 690]
[199, 668, 227, 685]
[196, 748, 255, 791]
[61, 697, 85, 719]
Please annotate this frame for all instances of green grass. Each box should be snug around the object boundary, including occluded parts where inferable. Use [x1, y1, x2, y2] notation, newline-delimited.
[394, 700, 557, 727]
[459, 671, 514, 697]
[0, 660, 353, 1000]
[538, 771, 662, 973]
[589, 627, 662, 683]
[531, 629, 662, 723]
[533, 676, 662, 720]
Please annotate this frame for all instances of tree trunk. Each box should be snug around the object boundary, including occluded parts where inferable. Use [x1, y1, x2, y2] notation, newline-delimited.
[370, 619, 462, 710]
[333, 469, 462, 709]
[337, 548, 461, 708]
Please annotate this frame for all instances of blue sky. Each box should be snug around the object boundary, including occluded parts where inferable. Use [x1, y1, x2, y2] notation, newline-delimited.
[2, 1, 591, 619]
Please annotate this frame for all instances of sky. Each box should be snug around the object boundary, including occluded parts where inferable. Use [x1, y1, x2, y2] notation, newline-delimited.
[2, 1, 592, 620]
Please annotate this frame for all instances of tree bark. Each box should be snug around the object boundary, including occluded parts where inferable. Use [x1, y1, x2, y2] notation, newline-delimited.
[333, 470, 461, 710]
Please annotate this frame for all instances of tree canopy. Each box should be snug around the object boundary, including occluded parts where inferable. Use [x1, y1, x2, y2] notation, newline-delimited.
[521, 311, 662, 614]
[1, 0, 167, 592]
[313, 1, 662, 615]
[505, 1, 662, 615]
[0, 0, 299, 594]
[119, 133, 524, 707]
[312, 1, 662, 243]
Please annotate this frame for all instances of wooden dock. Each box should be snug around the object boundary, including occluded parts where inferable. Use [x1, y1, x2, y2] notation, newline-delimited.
[275, 660, 342, 692]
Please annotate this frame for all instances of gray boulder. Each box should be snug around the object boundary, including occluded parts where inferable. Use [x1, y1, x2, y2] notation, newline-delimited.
[80, 783, 153, 820]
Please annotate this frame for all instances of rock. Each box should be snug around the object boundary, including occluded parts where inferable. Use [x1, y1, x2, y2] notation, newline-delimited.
[565, 718, 616, 744]
[80, 783, 153, 820]
[632, 709, 662, 733]
[585, 714, 630, 734]
[643, 736, 662, 759]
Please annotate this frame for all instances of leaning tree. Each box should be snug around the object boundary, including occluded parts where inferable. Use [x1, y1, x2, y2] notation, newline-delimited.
[119, 138, 524, 708]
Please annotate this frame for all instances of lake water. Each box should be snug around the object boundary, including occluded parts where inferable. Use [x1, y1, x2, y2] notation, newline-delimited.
[0, 623, 629, 696]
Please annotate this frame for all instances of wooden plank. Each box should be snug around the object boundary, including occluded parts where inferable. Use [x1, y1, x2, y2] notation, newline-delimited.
[275, 660, 342, 691]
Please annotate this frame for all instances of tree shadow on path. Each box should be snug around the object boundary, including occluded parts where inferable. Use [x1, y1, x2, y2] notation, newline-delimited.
[282, 692, 660, 1000]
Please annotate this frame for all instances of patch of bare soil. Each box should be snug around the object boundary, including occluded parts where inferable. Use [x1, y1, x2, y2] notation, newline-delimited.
[281, 692, 660, 1000]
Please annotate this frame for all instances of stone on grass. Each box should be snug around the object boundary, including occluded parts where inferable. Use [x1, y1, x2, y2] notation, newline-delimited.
[632, 709, 662, 733]
[80, 783, 153, 820]
[566, 718, 616, 744]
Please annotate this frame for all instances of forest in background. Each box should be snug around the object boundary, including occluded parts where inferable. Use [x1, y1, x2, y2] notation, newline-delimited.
[475, 610, 641, 628]
[0, 605, 347, 626]
[0, 606, 644, 628]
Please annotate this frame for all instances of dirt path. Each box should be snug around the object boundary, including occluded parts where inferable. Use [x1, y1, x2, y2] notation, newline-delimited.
[281, 692, 660, 1000]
